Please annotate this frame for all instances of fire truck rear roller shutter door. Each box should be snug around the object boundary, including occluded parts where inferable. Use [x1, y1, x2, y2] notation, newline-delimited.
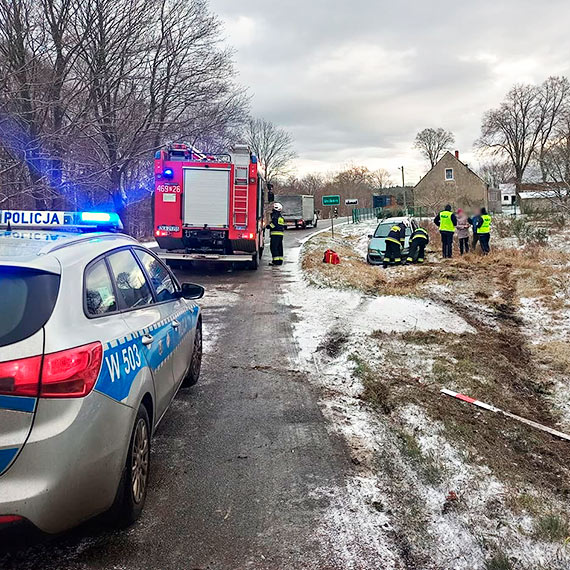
[183, 168, 230, 227]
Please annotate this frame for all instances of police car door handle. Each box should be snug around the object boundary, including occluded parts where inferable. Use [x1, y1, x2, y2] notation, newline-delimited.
[141, 334, 154, 346]
[171, 320, 180, 329]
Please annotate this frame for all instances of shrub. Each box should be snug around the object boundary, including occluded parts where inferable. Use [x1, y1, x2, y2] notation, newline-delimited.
[534, 513, 570, 542]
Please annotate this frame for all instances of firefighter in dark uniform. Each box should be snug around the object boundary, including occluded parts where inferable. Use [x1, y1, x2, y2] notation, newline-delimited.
[268, 202, 285, 266]
[407, 226, 429, 263]
[383, 223, 405, 268]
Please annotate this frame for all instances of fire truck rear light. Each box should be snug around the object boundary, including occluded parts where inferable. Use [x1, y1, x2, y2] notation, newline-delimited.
[0, 515, 23, 525]
[163, 168, 174, 179]
[40, 342, 102, 398]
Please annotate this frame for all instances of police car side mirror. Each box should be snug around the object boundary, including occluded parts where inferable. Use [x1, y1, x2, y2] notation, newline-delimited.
[179, 283, 205, 300]
[368, 234, 373, 239]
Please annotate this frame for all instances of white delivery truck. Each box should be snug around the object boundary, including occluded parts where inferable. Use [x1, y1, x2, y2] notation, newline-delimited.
[276, 195, 318, 229]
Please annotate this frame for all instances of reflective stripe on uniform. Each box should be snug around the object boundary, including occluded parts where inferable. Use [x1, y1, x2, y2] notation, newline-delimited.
[385, 237, 401, 245]
[271, 231, 284, 236]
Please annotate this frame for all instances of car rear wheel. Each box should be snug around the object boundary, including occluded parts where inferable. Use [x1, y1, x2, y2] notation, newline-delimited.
[111, 404, 151, 527]
[182, 320, 202, 387]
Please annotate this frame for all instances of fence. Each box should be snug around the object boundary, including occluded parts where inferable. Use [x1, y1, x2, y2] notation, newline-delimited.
[351, 206, 427, 223]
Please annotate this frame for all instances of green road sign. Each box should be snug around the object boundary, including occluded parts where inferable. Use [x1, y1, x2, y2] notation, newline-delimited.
[322, 195, 340, 206]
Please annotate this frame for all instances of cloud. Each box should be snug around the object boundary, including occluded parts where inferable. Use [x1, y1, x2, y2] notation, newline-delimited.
[209, 0, 570, 179]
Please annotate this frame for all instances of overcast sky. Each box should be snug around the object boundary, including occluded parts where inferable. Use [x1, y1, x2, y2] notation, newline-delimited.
[209, 0, 570, 184]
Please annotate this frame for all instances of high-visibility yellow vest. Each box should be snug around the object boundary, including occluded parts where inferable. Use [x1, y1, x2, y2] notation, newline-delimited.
[477, 214, 492, 234]
[439, 211, 455, 232]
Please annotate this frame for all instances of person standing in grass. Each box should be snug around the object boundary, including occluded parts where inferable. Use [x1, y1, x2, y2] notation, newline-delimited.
[469, 211, 481, 251]
[456, 208, 470, 255]
[434, 204, 457, 258]
[476, 207, 492, 254]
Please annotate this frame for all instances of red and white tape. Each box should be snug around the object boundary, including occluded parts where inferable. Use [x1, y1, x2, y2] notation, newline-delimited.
[441, 388, 570, 443]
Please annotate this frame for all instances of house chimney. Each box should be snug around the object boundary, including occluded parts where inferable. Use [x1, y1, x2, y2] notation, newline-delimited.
[454, 150, 459, 160]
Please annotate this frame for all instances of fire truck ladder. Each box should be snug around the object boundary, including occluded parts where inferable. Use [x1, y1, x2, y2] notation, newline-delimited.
[233, 166, 249, 227]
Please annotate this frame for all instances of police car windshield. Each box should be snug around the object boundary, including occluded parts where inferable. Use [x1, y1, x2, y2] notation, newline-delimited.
[0, 267, 60, 347]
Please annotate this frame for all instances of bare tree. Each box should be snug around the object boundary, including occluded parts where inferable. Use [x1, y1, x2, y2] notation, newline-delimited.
[246, 118, 296, 183]
[477, 160, 513, 187]
[537, 76, 570, 181]
[539, 110, 570, 211]
[370, 168, 393, 189]
[477, 83, 547, 200]
[0, 0, 248, 232]
[414, 128, 455, 167]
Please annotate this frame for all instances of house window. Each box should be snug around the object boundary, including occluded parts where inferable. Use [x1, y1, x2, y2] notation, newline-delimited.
[445, 168, 454, 181]
[503, 195, 509, 202]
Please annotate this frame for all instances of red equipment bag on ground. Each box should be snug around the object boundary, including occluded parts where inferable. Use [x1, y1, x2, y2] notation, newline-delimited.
[323, 249, 340, 264]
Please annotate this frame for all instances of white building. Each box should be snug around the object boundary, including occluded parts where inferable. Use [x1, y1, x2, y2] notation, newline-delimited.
[499, 182, 517, 206]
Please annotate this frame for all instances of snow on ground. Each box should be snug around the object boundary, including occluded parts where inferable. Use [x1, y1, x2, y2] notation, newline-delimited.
[201, 285, 243, 354]
[281, 222, 570, 569]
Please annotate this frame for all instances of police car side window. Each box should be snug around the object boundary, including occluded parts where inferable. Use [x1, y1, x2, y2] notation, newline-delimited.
[134, 249, 177, 302]
[107, 250, 153, 310]
[85, 260, 117, 315]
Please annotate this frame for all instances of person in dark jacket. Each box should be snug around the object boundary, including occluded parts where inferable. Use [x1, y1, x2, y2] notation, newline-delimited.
[267, 203, 285, 266]
[469, 212, 481, 250]
[475, 207, 492, 254]
[383, 223, 404, 268]
[434, 205, 457, 258]
[406, 226, 429, 263]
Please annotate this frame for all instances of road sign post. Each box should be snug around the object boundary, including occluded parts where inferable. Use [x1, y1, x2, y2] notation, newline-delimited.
[322, 195, 340, 238]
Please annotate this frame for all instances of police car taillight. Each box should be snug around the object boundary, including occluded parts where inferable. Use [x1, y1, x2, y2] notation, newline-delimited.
[0, 342, 102, 399]
[0, 355, 42, 397]
[40, 342, 102, 398]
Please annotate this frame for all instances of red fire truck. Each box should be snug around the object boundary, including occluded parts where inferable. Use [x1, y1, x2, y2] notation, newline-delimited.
[153, 143, 272, 269]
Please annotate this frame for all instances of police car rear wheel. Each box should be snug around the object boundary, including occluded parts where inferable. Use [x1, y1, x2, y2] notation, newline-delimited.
[183, 321, 202, 386]
[112, 404, 151, 527]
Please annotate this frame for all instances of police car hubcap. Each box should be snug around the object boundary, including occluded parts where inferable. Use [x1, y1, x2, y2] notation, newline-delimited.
[131, 419, 149, 504]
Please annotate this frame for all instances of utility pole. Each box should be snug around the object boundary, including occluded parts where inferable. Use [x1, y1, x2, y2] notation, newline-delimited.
[400, 166, 408, 214]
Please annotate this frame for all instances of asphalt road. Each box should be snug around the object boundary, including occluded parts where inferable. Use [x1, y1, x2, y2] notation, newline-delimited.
[0, 221, 362, 570]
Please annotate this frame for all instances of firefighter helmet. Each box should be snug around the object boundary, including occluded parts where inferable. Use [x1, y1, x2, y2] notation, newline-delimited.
[273, 202, 283, 212]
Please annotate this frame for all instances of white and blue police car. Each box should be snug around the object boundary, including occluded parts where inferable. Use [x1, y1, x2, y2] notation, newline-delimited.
[0, 210, 203, 533]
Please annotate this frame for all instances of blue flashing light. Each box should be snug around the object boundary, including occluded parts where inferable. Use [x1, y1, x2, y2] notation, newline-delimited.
[0, 209, 123, 232]
[81, 212, 111, 223]
[251, 155, 258, 164]
[163, 168, 174, 179]
[78, 211, 122, 231]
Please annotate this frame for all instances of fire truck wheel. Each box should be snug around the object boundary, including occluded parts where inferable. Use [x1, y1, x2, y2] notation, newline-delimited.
[249, 252, 259, 270]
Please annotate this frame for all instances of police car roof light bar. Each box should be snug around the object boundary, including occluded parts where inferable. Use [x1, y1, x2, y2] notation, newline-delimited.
[0, 210, 123, 233]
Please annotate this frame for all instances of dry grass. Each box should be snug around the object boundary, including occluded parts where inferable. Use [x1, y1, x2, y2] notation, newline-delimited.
[303, 226, 570, 308]
[302, 233, 434, 296]
[305, 225, 570, 496]
[533, 341, 570, 374]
